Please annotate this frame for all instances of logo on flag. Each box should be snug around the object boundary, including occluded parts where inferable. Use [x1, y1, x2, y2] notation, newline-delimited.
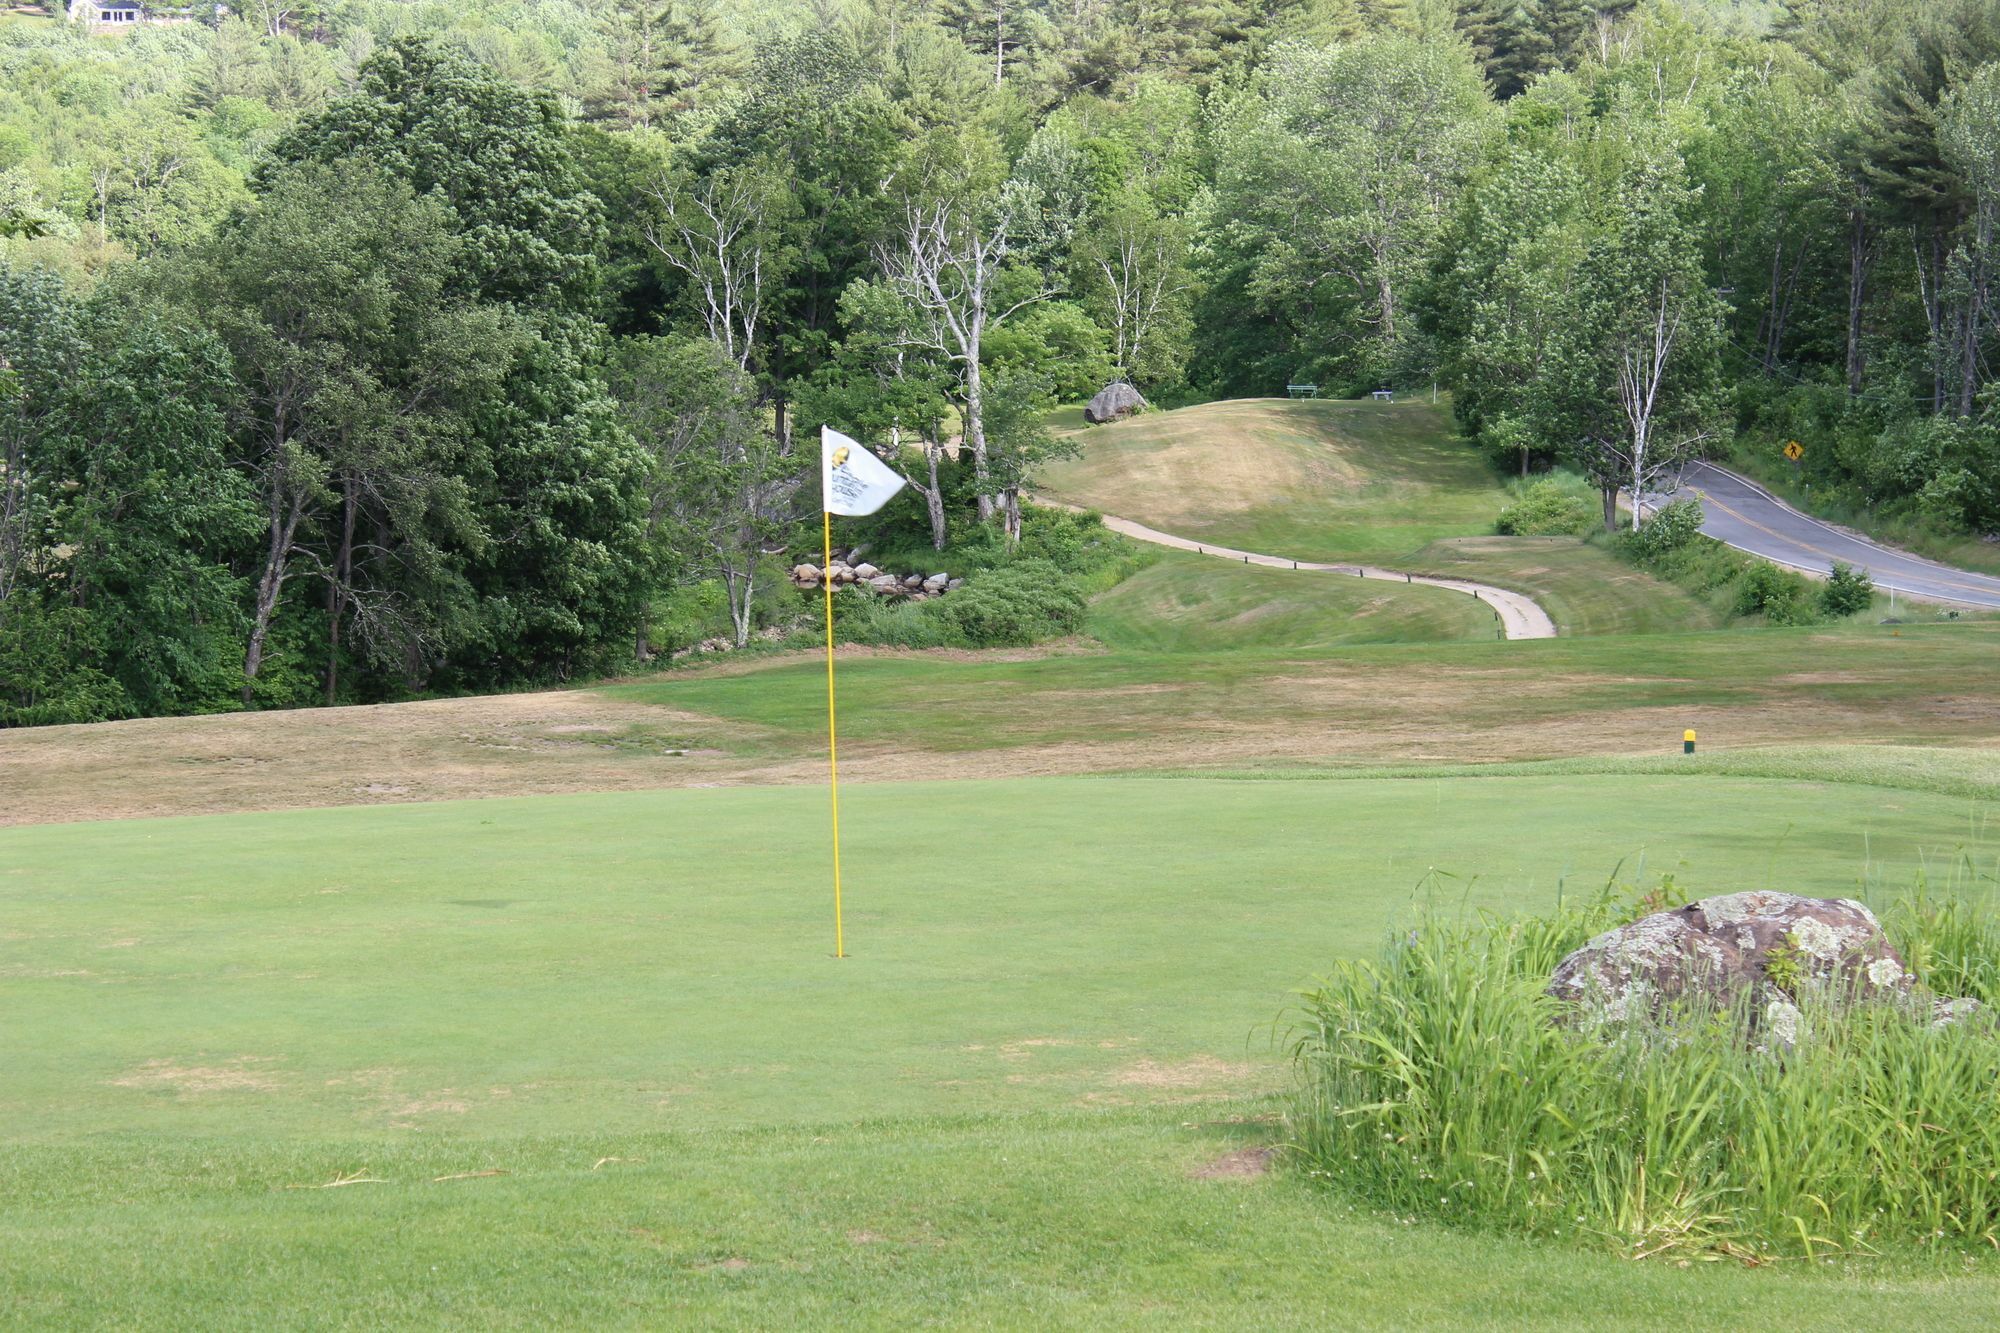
[822, 426, 908, 516]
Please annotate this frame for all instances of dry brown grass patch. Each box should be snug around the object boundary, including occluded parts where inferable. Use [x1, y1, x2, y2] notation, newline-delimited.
[1110, 1055, 1256, 1089]
[111, 1057, 281, 1095]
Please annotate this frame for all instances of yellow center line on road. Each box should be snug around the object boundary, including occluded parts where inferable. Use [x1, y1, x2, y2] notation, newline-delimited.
[1694, 489, 2000, 601]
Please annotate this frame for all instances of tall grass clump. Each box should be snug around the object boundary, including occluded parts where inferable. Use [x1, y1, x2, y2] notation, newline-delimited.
[1289, 877, 2000, 1261]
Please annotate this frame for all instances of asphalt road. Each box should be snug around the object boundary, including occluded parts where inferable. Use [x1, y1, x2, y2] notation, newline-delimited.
[1653, 462, 2000, 611]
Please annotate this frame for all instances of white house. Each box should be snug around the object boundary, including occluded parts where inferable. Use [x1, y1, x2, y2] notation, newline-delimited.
[70, 2, 218, 29]
[70, 1, 147, 28]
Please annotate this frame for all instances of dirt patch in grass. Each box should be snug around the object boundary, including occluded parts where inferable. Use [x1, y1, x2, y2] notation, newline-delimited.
[0, 690, 1953, 827]
[1190, 1146, 1276, 1180]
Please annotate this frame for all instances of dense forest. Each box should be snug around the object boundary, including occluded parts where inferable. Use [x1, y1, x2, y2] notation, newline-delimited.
[0, 0, 1995, 724]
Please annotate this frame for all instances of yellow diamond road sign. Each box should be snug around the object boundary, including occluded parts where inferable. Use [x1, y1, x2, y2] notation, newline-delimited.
[1783, 440, 1804, 462]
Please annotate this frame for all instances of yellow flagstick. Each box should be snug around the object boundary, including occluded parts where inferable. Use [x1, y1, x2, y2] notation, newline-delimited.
[819, 423, 903, 960]
[822, 505, 846, 958]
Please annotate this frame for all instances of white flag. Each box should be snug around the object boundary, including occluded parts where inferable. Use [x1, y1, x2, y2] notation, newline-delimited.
[821, 426, 908, 517]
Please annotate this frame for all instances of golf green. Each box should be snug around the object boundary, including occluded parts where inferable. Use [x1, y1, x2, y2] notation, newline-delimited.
[4, 772, 1989, 1140]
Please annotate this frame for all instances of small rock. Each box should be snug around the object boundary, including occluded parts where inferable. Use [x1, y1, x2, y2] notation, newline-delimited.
[922, 573, 949, 591]
[946, 578, 965, 591]
[791, 563, 821, 584]
[853, 563, 880, 580]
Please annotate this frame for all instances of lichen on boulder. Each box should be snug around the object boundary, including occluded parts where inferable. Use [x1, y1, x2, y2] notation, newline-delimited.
[1547, 891, 1912, 1029]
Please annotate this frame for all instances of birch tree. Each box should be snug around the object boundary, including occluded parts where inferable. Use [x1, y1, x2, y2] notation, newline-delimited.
[639, 162, 794, 375]
[878, 186, 1054, 528]
[1539, 155, 1727, 532]
[1217, 34, 1494, 376]
[1938, 63, 2000, 418]
[799, 280, 956, 551]
[1084, 192, 1193, 389]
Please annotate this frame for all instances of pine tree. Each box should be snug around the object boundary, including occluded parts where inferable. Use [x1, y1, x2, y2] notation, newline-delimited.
[656, 0, 741, 129]
[586, 0, 739, 132]
[1455, 2, 1555, 99]
[932, 0, 1033, 86]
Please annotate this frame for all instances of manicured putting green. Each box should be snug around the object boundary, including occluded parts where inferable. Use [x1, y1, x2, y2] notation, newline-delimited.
[3, 773, 1991, 1140]
[4, 770, 1998, 1325]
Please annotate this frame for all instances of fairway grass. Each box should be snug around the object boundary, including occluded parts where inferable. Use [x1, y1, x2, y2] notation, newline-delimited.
[1041, 398, 1722, 635]
[612, 621, 2000, 770]
[4, 770, 1999, 1323]
[21, 773, 1998, 1137]
[1406, 535, 1723, 636]
[1086, 551, 1500, 650]
[10, 621, 2000, 827]
[8, 1112, 2000, 1329]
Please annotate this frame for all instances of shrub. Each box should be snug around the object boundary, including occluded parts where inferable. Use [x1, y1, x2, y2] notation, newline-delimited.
[1016, 506, 1152, 592]
[938, 559, 1086, 647]
[821, 588, 958, 650]
[1289, 881, 2000, 1260]
[1494, 479, 1593, 536]
[1818, 561, 1874, 617]
[1733, 562, 1816, 624]
[1629, 497, 1704, 561]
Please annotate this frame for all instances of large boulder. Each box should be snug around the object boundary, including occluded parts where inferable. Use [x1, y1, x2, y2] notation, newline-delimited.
[1547, 892, 1912, 1028]
[1084, 381, 1148, 424]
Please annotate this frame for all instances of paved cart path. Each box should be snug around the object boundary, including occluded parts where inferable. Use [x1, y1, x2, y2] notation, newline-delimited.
[1093, 513, 1559, 641]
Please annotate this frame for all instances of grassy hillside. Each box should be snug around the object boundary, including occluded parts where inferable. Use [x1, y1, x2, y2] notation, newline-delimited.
[1406, 536, 1727, 637]
[1086, 550, 1501, 651]
[1042, 398, 1718, 636]
[1042, 397, 1504, 565]
[3, 768, 1997, 1321]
